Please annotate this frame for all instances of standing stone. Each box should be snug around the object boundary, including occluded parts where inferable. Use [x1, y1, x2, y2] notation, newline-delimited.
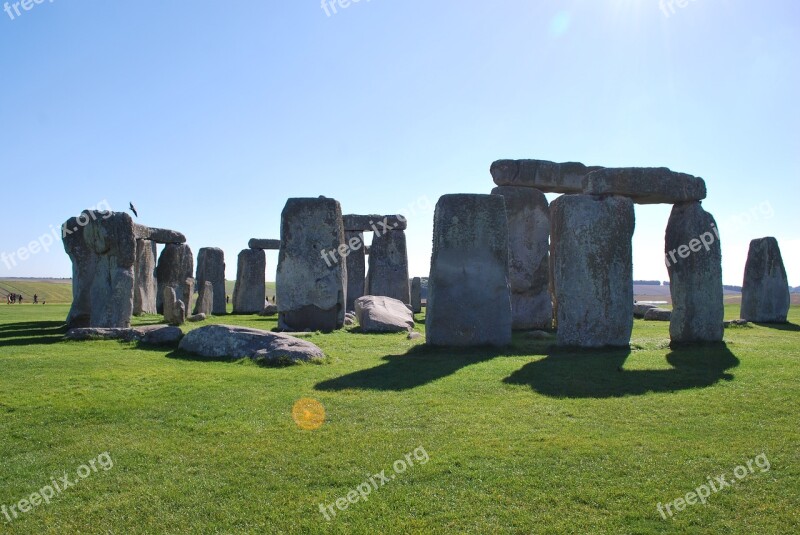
[196, 247, 226, 315]
[550, 195, 635, 347]
[182, 278, 195, 317]
[344, 231, 366, 312]
[426, 194, 512, 346]
[740, 237, 790, 323]
[410, 277, 422, 314]
[492, 186, 552, 330]
[194, 281, 214, 316]
[163, 286, 186, 326]
[133, 239, 158, 315]
[63, 213, 99, 328]
[366, 230, 410, 304]
[82, 212, 137, 329]
[665, 202, 724, 343]
[232, 249, 266, 314]
[276, 197, 346, 332]
[156, 244, 194, 314]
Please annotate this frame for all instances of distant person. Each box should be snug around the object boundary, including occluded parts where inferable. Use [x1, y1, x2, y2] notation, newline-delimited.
[18, 295, 23, 304]
[226, 295, 230, 304]
[33, 294, 38, 304]
[6, 294, 10, 305]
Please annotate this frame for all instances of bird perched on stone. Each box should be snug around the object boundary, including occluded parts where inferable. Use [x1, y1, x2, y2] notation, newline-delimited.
[129, 202, 138, 217]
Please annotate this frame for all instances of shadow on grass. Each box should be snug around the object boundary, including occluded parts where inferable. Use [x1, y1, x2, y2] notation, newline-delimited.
[503, 343, 739, 398]
[0, 321, 66, 348]
[315, 339, 739, 397]
[752, 322, 800, 332]
[315, 342, 550, 392]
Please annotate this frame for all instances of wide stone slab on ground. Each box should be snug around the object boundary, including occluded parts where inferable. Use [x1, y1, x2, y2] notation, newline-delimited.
[65, 325, 183, 346]
[178, 324, 325, 364]
[354, 295, 415, 333]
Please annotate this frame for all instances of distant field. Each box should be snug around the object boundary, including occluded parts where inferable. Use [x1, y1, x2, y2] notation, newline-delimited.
[5, 279, 800, 307]
[0, 279, 73, 304]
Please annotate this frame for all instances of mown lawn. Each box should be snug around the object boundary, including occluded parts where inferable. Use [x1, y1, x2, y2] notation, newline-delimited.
[0, 304, 798, 534]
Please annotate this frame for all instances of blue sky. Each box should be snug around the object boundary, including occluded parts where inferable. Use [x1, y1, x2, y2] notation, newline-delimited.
[1, 0, 798, 285]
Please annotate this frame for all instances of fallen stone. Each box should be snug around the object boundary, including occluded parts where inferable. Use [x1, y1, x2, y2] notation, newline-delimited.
[665, 202, 724, 343]
[583, 167, 707, 205]
[354, 296, 415, 333]
[633, 303, 658, 318]
[248, 239, 281, 250]
[724, 319, 750, 328]
[491, 185, 552, 330]
[407, 332, 422, 340]
[426, 194, 512, 346]
[643, 308, 672, 321]
[260, 304, 278, 316]
[178, 324, 325, 364]
[491, 159, 602, 194]
[343, 214, 407, 231]
[740, 237, 790, 323]
[187, 313, 206, 322]
[65, 325, 183, 346]
[550, 195, 635, 347]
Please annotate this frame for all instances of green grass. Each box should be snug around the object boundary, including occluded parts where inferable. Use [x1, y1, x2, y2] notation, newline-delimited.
[0, 305, 798, 533]
[0, 279, 73, 304]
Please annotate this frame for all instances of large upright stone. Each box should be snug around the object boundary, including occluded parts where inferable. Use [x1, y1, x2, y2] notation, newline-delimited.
[584, 167, 707, 204]
[133, 239, 157, 315]
[232, 249, 266, 314]
[82, 212, 137, 328]
[491, 159, 602, 194]
[63, 213, 99, 328]
[492, 186, 552, 330]
[276, 197, 346, 332]
[156, 244, 194, 314]
[665, 202, 724, 343]
[426, 194, 512, 346]
[740, 237, 790, 323]
[410, 277, 422, 314]
[366, 230, 410, 304]
[550, 195, 634, 347]
[196, 247, 226, 315]
[194, 281, 214, 316]
[344, 231, 366, 312]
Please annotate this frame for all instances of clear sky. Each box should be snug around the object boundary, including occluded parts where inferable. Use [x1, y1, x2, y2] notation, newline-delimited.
[1, 0, 797, 285]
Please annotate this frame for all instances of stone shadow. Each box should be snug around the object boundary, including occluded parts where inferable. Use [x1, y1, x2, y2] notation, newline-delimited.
[315, 341, 549, 392]
[503, 342, 739, 398]
[0, 321, 66, 348]
[752, 322, 800, 332]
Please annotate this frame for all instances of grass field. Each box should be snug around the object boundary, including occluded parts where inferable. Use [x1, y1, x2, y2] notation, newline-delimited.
[0, 304, 798, 533]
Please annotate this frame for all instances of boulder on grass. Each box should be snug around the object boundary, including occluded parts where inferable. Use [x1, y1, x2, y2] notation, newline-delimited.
[643, 308, 672, 321]
[178, 324, 325, 364]
[65, 325, 183, 346]
[354, 296, 415, 333]
[633, 303, 658, 318]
